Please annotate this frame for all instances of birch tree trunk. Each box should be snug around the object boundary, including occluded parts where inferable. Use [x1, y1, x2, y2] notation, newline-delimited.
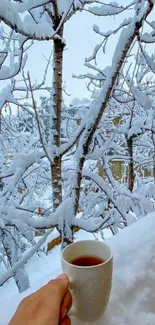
[126, 136, 134, 192]
[151, 132, 155, 180]
[51, 21, 64, 211]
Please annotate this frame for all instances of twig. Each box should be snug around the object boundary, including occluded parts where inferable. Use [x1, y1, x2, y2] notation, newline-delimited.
[27, 72, 52, 162]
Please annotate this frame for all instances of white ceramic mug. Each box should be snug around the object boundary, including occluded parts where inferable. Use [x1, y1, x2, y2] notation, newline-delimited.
[61, 240, 113, 322]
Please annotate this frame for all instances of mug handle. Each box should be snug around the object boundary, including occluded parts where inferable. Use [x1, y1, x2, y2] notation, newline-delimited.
[68, 277, 77, 316]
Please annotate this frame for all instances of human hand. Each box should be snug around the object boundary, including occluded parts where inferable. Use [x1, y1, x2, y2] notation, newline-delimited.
[9, 274, 72, 325]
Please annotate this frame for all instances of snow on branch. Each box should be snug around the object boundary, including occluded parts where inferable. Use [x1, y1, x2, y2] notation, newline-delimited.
[130, 83, 152, 110]
[0, 85, 17, 110]
[58, 123, 86, 156]
[80, 7, 151, 139]
[72, 0, 154, 222]
[14, 0, 51, 13]
[142, 30, 155, 43]
[138, 46, 155, 73]
[1, 123, 85, 186]
[0, 47, 23, 81]
[0, 150, 45, 195]
[83, 170, 127, 220]
[73, 214, 114, 232]
[88, 1, 135, 16]
[0, 0, 101, 41]
[57, 0, 103, 17]
[5, 206, 55, 229]
[80, 2, 154, 149]
[4, 197, 74, 230]
[0, 0, 57, 41]
[28, 72, 52, 162]
[0, 229, 52, 286]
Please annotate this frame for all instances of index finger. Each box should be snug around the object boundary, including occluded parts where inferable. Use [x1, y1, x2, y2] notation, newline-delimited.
[38, 274, 69, 324]
[47, 274, 69, 304]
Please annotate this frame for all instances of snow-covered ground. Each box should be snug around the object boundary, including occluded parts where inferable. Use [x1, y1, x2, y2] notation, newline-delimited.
[0, 213, 155, 324]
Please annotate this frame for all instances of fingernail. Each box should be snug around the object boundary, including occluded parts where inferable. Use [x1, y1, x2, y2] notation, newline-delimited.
[57, 273, 68, 280]
[61, 307, 68, 319]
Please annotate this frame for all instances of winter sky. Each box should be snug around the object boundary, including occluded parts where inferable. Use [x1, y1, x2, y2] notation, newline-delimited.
[27, 1, 130, 105]
[1, 1, 153, 106]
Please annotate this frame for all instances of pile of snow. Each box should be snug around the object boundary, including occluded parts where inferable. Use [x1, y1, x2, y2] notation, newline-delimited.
[0, 213, 155, 324]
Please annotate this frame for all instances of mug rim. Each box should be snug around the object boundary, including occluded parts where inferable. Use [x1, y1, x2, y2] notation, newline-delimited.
[61, 239, 113, 269]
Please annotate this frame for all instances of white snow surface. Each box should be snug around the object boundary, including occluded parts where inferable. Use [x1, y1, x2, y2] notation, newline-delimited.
[0, 212, 155, 324]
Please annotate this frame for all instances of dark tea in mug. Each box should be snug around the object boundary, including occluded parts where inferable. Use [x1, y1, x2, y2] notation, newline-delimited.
[71, 255, 104, 267]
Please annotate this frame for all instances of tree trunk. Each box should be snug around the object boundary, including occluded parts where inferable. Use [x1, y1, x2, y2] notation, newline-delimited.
[153, 159, 155, 180]
[126, 136, 134, 192]
[51, 25, 64, 211]
[151, 132, 155, 180]
[50, 21, 72, 247]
